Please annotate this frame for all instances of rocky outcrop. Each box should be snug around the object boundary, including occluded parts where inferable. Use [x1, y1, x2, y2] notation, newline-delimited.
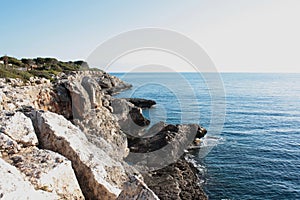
[4, 147, 84, 199]
[125, 122, 207, 200]
[0, 158, 58, 200]
[31, 110, 128, 199]
[81, 76, 103, 109]
[0, 67, 208, 200]
[143, 157, 207, 200]
[124, 98, 156, 109]
[117, 175, 160, 200]
[0, 110, 83, 199]
[0, 111, 38, 147]
[0, 71, 158, 199]
[64, 76, 92, 120]
[0, 71, 131, 120]
[111, 98, 150, 136]
[74, 108, 129, 160]
[0, 78, 67, 117]
[98, 73, 132, 95]
[127, 123, 206, 156]
[58, 72, 129, 159]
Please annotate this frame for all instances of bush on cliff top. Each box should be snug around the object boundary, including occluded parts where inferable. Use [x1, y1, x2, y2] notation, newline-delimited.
[0, 66, 33, 81]
[0, 56, 92, 81]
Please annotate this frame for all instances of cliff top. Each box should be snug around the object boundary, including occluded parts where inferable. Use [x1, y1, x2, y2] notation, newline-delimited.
[0, 55, 102, 81]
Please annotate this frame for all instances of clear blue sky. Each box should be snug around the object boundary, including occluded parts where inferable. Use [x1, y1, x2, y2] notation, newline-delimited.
[1, 0, 300, 72]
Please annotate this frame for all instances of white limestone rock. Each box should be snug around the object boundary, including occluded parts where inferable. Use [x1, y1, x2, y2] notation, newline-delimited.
[64, 76, 91, 119]
[31, 110, 128, 200]
[4, 147, 84, 199]
[0, 158, 58, 200]
[0, 111, 38, 147]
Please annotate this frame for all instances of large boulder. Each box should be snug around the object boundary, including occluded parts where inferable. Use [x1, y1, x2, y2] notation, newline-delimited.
[51, 84, 73, 119]
[0, 110, 84, 199]
[0, 111, 38, 147]
[81, 76, 103, 109]
[58, 71, 131, 118]
[61, 73, 113, 119]
[59, 74, 129, 160]
[64, 77, 91, 120]
[32, 85, 74, 119]
[31, 110, 128, 200]
[111, 98, 150, 136]
[0, 158, 58, 200]
[98, 74, 112, 89]
[74, 107, 129, 160]
[4, 147, 84, 199]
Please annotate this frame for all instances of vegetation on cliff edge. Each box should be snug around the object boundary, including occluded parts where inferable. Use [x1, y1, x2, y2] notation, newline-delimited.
[0, 55, 100, 81]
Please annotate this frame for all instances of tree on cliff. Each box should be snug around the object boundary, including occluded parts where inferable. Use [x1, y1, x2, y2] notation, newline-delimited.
[3, 55, 8, 68]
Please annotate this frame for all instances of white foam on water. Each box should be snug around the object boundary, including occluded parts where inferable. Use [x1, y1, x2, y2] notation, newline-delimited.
[197, 136, 224, 158]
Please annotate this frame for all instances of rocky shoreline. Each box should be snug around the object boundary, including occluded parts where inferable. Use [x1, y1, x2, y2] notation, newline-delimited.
[0, 69, 207, 199]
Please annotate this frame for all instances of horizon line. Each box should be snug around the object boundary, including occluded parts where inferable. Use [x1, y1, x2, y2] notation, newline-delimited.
[107, 71, 300, 74]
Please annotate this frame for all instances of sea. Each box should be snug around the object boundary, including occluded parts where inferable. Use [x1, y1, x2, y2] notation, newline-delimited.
[113, 72, 300, 200]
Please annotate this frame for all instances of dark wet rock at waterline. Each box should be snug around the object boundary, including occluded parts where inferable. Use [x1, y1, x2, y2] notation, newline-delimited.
[143, 157, 207, 200]
[124, 98, 156, 109]
[125, 121, 208, 200]
[127, 123, 207, 153]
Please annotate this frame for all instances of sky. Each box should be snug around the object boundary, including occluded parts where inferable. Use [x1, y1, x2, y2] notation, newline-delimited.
[0, 0, 300, 72]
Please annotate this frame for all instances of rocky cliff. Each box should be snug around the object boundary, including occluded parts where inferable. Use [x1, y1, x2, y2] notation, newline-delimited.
[0, 68, 207, 199]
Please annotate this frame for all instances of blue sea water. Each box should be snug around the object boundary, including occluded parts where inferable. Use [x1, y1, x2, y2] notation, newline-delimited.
[113, 73, 300, 200]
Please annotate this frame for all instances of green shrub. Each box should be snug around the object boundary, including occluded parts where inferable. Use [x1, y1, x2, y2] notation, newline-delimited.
[0, 67, 19, 79]
[0, 66, 32, 81]
[0, 56, 92, 82]
[7, 57, 25, 67]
